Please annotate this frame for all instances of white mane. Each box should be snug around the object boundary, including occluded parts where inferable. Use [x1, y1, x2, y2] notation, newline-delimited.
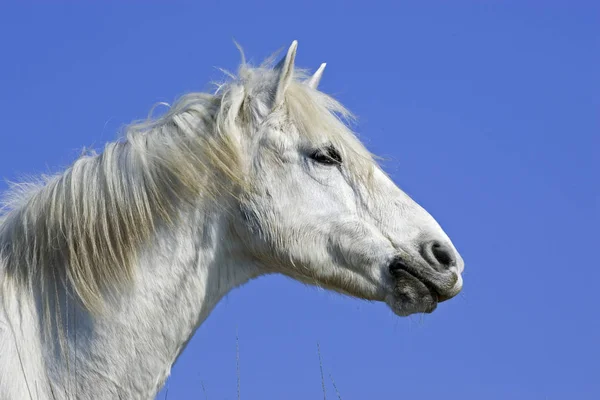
[0, 55, 374, 323]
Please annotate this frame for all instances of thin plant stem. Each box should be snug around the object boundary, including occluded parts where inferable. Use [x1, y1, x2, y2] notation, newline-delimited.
[317, 342, 327, 400]
[236, 329, 240, 400]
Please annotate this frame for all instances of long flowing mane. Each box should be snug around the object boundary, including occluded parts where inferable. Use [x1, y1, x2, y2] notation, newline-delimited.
[0, 55, 374, 323]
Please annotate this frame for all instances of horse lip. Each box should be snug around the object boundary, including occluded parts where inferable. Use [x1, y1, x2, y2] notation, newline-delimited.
[436, 293, 452, 303]
[391, 262, 450, 302]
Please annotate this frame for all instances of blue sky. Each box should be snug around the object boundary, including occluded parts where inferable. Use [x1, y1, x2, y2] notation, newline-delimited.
[1, 1, 598, 399]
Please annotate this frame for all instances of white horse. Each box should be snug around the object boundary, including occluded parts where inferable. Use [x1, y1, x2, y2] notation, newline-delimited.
[0, 41, 464, 399]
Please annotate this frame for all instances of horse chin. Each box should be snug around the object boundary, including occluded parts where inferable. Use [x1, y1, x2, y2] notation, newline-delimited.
[384, 271, 440, 316]
[385, 292, 438, 317]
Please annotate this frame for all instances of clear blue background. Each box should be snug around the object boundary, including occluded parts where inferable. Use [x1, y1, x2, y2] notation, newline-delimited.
[1, 1, 598, 399]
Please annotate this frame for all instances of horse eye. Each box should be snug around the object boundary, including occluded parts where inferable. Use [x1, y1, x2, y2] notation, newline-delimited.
[309, 145, 343, 165]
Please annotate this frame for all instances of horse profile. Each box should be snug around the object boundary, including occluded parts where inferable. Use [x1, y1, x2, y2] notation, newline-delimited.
[0, 41, 464, 399]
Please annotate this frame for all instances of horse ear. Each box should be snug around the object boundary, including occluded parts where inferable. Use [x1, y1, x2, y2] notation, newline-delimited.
[273, 40, 298, 107]
[305, 63, 326, 90]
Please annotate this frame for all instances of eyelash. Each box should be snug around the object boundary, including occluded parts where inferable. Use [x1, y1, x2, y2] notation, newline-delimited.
[309, 145, 343, 166]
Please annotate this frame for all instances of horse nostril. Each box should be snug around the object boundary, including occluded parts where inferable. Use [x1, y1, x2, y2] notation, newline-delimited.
[424, 241, 456, 269]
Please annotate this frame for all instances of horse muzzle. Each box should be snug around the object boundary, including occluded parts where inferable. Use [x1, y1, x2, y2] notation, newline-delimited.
[385, 243, 464, 316]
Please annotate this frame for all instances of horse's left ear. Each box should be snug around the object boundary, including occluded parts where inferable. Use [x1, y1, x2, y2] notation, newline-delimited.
[305, 63, 326, 90]
[273, 40, 298, 108]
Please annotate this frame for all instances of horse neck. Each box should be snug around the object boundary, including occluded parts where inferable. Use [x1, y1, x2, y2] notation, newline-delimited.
[2, 201, 260, 400]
